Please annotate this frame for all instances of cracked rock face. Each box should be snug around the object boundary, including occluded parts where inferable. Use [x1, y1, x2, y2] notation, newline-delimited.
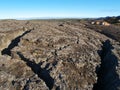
[0, 20, 120, 90]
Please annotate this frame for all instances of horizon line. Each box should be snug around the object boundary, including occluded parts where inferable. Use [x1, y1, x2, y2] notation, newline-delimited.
[0, 16, 107, 20]
[0, 15, 119, 20]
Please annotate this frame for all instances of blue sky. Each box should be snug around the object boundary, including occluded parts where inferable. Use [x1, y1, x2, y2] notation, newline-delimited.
[0, 0, 120, 19]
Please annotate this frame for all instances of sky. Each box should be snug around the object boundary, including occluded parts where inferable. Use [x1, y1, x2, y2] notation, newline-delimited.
[0, 0, 120, 19]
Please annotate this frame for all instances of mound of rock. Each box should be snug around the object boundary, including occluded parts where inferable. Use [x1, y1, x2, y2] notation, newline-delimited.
[0, 20, 120, 90]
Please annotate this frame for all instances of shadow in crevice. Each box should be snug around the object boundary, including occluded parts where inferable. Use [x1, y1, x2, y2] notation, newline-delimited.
[1, 30, 31, 56]
[17, 52, 54, 90]
[93, 40, 120, 90]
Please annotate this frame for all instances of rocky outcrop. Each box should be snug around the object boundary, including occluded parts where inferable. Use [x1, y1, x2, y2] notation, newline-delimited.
[0, 20, 120, 90]
[91, 21, 110, 26]
[0, 27, 32, 55]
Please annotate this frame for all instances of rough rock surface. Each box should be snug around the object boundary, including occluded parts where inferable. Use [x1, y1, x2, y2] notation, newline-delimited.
[0, 20, 120, 90]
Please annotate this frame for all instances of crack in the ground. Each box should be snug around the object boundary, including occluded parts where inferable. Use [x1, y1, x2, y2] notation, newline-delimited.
[58, 44, 70, 51]
[93, 40, 120, 90]
[23, 78, 32, 90]
[17, 52, 54, 90]
[76, 37, 79, 44]
[1, 30, 32, 56]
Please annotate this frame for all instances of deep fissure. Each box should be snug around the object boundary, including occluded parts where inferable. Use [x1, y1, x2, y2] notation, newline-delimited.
[17, 52, 54, 90]
[93, 40, 120, 90]
[1, 30, 31, 56]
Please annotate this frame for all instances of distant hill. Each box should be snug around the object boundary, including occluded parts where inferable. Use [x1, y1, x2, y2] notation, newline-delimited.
[104, 16, 120, 24]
